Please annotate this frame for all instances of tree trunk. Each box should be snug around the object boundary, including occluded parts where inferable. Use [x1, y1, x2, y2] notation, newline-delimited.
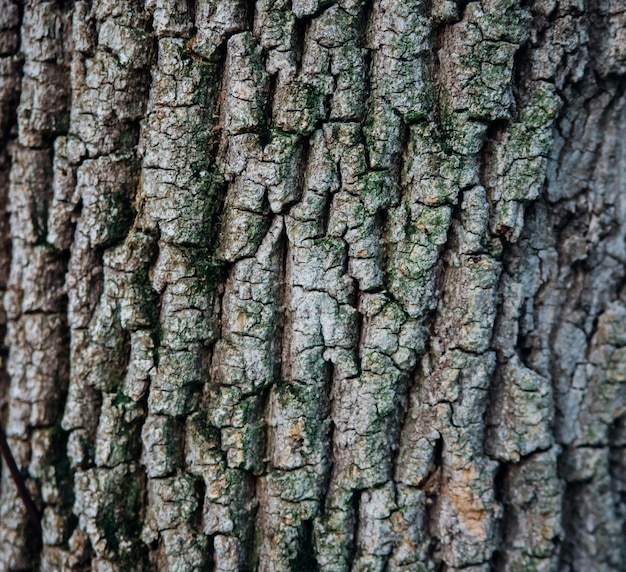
[0, 0, 625, 570]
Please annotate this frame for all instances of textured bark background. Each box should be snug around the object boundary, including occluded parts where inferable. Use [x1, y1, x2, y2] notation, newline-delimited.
[0, 0, 625, 570]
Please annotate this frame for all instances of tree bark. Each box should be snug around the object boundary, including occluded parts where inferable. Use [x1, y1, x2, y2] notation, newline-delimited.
[0, 0, 625, 570]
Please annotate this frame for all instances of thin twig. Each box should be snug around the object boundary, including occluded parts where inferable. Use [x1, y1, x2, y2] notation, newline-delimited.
[0, 425, 42, 535]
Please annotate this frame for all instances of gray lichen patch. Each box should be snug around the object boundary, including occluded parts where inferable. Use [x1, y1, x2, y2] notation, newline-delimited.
[188, 0, 248, 60]
[222, 33, 270, 136]
[438, 0, 530, 121]
[369, 0, 433, 123]
[487, 82, 561, 240]
[486, 356, 553, 462]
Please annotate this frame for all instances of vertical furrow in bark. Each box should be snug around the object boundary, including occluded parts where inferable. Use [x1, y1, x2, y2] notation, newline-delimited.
[353, 2, 438, 569]
[0, 0, 22, 445]
[136, 1, 229, 569]
[233, 3, 335, 569]
[58, 1, 154, 569]
[263, 2, 423, 569]
[549, 96, 626, 571]
[181, 8, 279, 569]
[0, 2, 72, 569]
[413, 186, 500, 571]
[392, 0, 537, 569]
[503, 90, 626, 570]
[199, 218, 283, 570]
[483, 0, 586, 567]
[484, 0, 626, 568]
[254, 2, 398, 569]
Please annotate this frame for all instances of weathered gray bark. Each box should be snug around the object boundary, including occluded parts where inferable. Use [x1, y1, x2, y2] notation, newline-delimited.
[0, 0, 625, 570]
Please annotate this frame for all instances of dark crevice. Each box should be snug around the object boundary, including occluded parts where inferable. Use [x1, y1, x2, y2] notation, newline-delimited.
[258, 383, 273, 478]
[357, 0, 374, 138]
[479, 118, 508, 226]
[558, 479, 587, 570]
[391, 118, 410, 206]
[489, 550, 506, 572]
[292, 14, 308, 74]
[249, 474, 263, 572]
[260, 71, 278, 148]
[428, 436, 444, 488]
[346, 489, 362, 569]
[431, 1, 451, 126]
[510, 40, 534, 117]
[290, 518, 319, 571]
[490, 461, 508, 568]
[414, 435, 443, 567]
[205, 535, 217, 572]
[277, 223, 291, 382]
[294, 131, 312, 208]
[318, 187, 334, 240]
[317, 358, 336, 514]
[311, 356, 336, 511]
[187, 0, 197, 31]
[192, 476, 206, 531]
[243, 0, 255, 32]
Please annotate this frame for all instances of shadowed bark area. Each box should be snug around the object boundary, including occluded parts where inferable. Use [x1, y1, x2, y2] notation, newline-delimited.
[0, 0, 625, 570]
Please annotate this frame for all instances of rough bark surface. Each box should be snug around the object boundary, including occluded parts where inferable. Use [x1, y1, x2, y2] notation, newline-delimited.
[0, 0, 625, 570]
